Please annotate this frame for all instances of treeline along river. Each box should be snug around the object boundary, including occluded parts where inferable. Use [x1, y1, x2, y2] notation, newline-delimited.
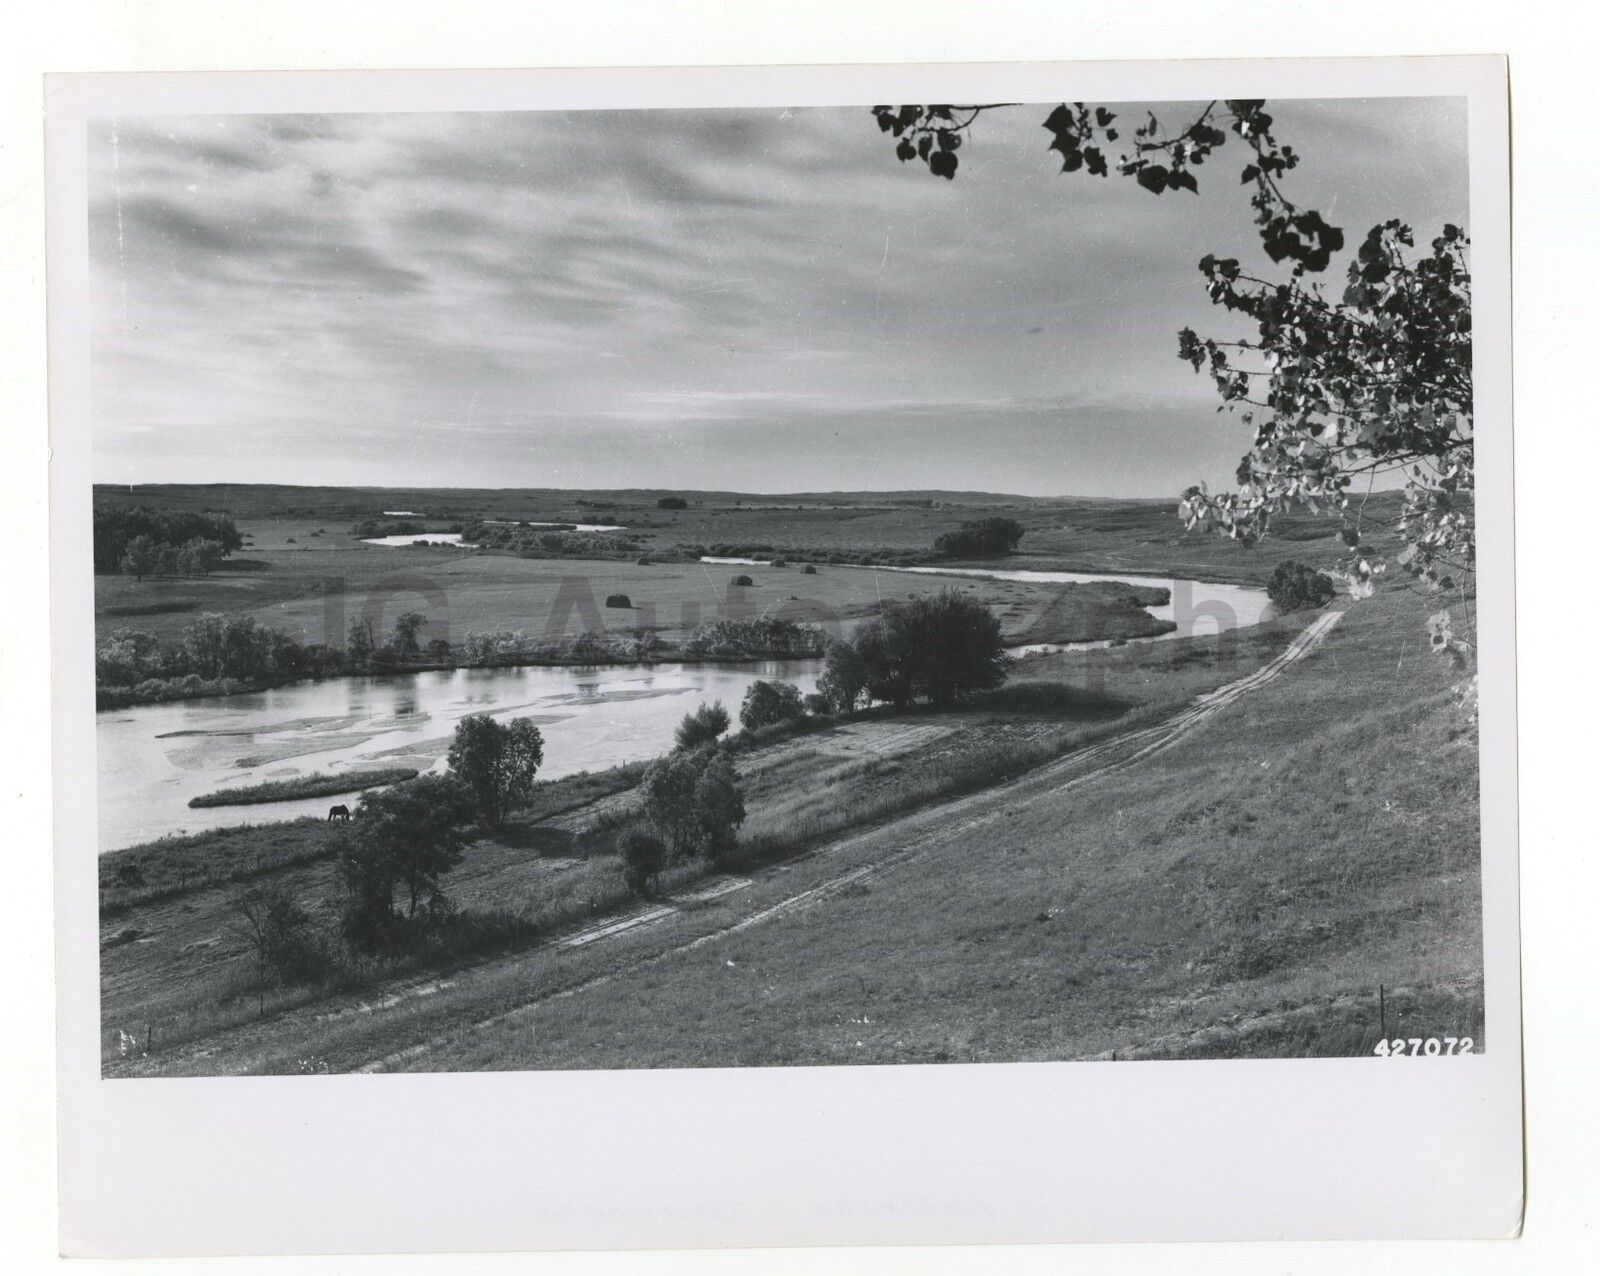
[95, 568, 1271, 851]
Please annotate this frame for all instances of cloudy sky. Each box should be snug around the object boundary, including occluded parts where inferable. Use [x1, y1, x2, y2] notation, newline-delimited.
[88, 97, 1467, 495]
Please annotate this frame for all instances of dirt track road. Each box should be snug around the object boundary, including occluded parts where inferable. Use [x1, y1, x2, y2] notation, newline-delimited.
[113, 610, 1344, 1076]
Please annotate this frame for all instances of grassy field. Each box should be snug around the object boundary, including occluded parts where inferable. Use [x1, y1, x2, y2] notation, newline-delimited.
[94, 485, 1392, 650]
[443, 585, 1477, 1070]
[100, 580, 1480, 1074]
[391, 586, 1482, 1072]
[95, 540, 1178, 651]
[94, 484, 1477, 1074]
[97, 481, 1393, 561]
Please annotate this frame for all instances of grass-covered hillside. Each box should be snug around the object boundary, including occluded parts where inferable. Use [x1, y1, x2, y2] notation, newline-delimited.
[101, 579, 1480, 1074]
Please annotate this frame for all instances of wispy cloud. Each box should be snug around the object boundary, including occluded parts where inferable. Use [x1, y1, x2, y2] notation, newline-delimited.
[90, 98, 1468, 495]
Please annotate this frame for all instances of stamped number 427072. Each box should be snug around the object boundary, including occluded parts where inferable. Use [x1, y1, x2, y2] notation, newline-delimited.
[1374, 1037, 1475, 1057]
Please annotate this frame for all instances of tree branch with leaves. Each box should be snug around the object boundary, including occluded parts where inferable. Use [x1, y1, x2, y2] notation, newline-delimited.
[869, 99, 1474, 651]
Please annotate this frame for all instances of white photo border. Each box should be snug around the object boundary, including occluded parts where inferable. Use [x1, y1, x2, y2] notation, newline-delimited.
[49, 55, 1519, 1256]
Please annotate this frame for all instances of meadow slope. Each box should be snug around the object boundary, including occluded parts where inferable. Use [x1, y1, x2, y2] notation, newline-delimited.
[102, 583, 1481, 1074]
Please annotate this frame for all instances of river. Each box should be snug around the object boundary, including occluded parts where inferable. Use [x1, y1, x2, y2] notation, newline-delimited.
[97, 563, 1272, 852]
[97, 659, 820, 852]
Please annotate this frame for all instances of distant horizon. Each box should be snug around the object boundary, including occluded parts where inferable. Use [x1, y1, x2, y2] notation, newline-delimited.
[90, 478, 1183, 503]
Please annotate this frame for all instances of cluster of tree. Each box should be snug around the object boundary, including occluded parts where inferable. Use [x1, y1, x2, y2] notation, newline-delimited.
[604, 699, 751, 896]
[1266, 560, 1339, 613]
[96, 614, 345, 705]
[334, 774, 478, 954]
[462, 522, 645, 559]
[931, 516, 1025, 559]
[345, 613, 446, 669]
[97, 672, 260, 710]
[182, 613, 333, 682]
[819, 590, 1007, 711]
[227, 695, 720, 975]
[462, 618, 822, 669]
[95, 628, 182, 688]
[118, 534, 229, 581]
[637, 742, 745, 875]
[93, 506, 242, 575]
[460, 626, 663, 666]
[680, 616, 826, 660]
[99, 610, 456, 706]
[740, 679, 805, 731]
[656, 496, 689, 510]
[352, 518, 427, 538]
[461, 628, 534, 665]
[333, 713, 547, 955]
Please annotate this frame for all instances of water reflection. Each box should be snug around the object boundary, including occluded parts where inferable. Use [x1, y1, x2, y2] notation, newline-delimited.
[97, 660, 822, 852]
[96, 567, 1274, 852]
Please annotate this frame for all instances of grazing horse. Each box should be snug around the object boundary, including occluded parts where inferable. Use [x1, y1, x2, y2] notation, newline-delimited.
[327, 804, 351, 823]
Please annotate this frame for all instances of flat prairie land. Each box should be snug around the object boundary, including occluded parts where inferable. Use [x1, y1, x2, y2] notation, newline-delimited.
[94, 486, 1405, 647]
[95, 542, 1170, 649]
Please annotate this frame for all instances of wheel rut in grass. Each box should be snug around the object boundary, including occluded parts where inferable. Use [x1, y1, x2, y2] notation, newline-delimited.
[113, 611, 1342, 1076]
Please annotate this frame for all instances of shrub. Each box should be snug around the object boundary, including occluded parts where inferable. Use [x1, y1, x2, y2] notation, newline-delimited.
[336, 775, 477, 954]
[932, 516, 1024, 559]
[851, 590, 1007, 708]
[681, 617, 824, 660]
[771, 557, 788, 568]
[1267, 560, 1339, 612]
[731, 573, 754, 587]
[605, 593, 633, 608]
[636, 557, 652, 566]
[620, 830, 668, 896]
[693, 750, 746, 863]
[231, 884, 331, 988]
[674, 701, 730, 751]
[464, 521, 645, 560]
[641, 750, 702, 859]
[740, 679, 805, 731]
[641, 745, 745, 862]
[801, 564, 818, 575]
[657, 496, 689, 510]
[803, 692, 832, 717]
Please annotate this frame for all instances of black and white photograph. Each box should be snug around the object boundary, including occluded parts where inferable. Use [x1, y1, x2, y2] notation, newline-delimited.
[43, 51, 1525, 1255]
[78, 89, 1494, 1076]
